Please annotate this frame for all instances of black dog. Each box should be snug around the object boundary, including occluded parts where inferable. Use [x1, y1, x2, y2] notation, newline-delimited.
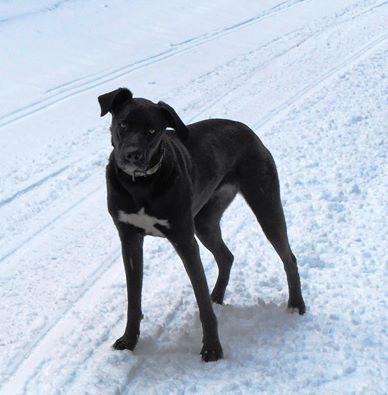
[98, 88, 305, 362]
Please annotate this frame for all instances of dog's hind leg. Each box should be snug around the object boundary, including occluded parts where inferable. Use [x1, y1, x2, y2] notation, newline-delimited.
[195, 185, 237, 304]
[238, 153, 305, 314]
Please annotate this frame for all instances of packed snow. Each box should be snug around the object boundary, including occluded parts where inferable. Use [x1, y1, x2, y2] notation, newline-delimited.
[0, 0, 387, 393]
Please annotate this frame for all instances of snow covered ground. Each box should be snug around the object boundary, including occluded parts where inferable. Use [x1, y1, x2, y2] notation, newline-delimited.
[0, 0, 387, 393]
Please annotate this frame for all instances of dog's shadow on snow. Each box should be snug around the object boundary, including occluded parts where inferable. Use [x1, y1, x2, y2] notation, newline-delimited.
[134, 299, 306, 368]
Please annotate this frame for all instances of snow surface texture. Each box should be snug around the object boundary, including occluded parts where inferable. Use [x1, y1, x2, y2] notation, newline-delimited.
[0, 0, 387, 393]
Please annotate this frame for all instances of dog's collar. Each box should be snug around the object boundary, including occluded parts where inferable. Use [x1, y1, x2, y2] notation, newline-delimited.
[128, 149, 164, 181]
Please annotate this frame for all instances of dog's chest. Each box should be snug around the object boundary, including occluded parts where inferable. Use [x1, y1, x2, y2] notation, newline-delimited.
[117, 207, 170, 237]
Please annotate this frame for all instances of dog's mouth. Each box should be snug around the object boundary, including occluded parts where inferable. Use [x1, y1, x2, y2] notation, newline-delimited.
[118, 161, 148, 176]
[114, 150, 149, 175]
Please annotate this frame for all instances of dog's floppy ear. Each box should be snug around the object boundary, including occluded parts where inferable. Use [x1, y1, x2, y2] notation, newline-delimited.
[158, 101, 189, 140]
[98, 88, 133, 117]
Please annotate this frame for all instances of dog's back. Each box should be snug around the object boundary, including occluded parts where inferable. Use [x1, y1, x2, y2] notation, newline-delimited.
[164, 118, 274, 214]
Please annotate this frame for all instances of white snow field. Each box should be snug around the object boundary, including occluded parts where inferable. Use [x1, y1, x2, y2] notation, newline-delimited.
[0, 0, 387, 393]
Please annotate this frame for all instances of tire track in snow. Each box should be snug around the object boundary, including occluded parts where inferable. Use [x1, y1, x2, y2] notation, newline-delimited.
[2, 7, 387, 390]
[0, 160, 78, 208]
[253, 31, 388, 130]
[0, 250, 121, 391]
[190, 2, 388, 125]
[0, 0, 73, 24]
[70, 295, 188, 395]
[45, 0, 306, 97]
[0, 186, 100, 265]
[0, 0, 308, 129]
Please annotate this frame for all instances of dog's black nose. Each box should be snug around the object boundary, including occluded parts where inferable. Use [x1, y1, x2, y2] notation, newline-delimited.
[125, 148, 143, 162]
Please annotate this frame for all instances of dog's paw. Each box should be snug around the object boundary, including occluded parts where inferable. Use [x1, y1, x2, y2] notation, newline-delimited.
[288, 298, 306, 315]
[200, 341, 223, 362]
[210, 292, 224, 305]
[210, 288, 225, 305]
[112, 333, 139, 351]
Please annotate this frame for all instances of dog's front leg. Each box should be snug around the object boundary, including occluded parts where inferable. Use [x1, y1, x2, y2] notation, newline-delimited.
[113, 223, 144, 351]
[171, 236, 223, 362]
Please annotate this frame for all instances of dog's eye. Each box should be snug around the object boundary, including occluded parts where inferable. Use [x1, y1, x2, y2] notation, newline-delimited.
[120, 122, 127, 129]
[149, 129, 156, 135]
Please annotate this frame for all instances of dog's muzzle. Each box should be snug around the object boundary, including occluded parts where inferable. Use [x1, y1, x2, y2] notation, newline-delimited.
[125, 149, 164, 181]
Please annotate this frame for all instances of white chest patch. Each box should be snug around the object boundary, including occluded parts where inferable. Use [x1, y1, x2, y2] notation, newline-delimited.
[118, 208, 170, 237]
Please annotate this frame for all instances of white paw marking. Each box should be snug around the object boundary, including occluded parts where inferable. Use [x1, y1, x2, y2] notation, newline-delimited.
[118, 207, 170, 237]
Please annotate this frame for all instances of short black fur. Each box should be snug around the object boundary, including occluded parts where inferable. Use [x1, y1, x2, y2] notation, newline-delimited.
[98, 88, 305, 362]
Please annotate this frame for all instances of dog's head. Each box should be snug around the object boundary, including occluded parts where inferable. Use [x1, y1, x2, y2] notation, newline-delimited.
[98, 88, 188, 176]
